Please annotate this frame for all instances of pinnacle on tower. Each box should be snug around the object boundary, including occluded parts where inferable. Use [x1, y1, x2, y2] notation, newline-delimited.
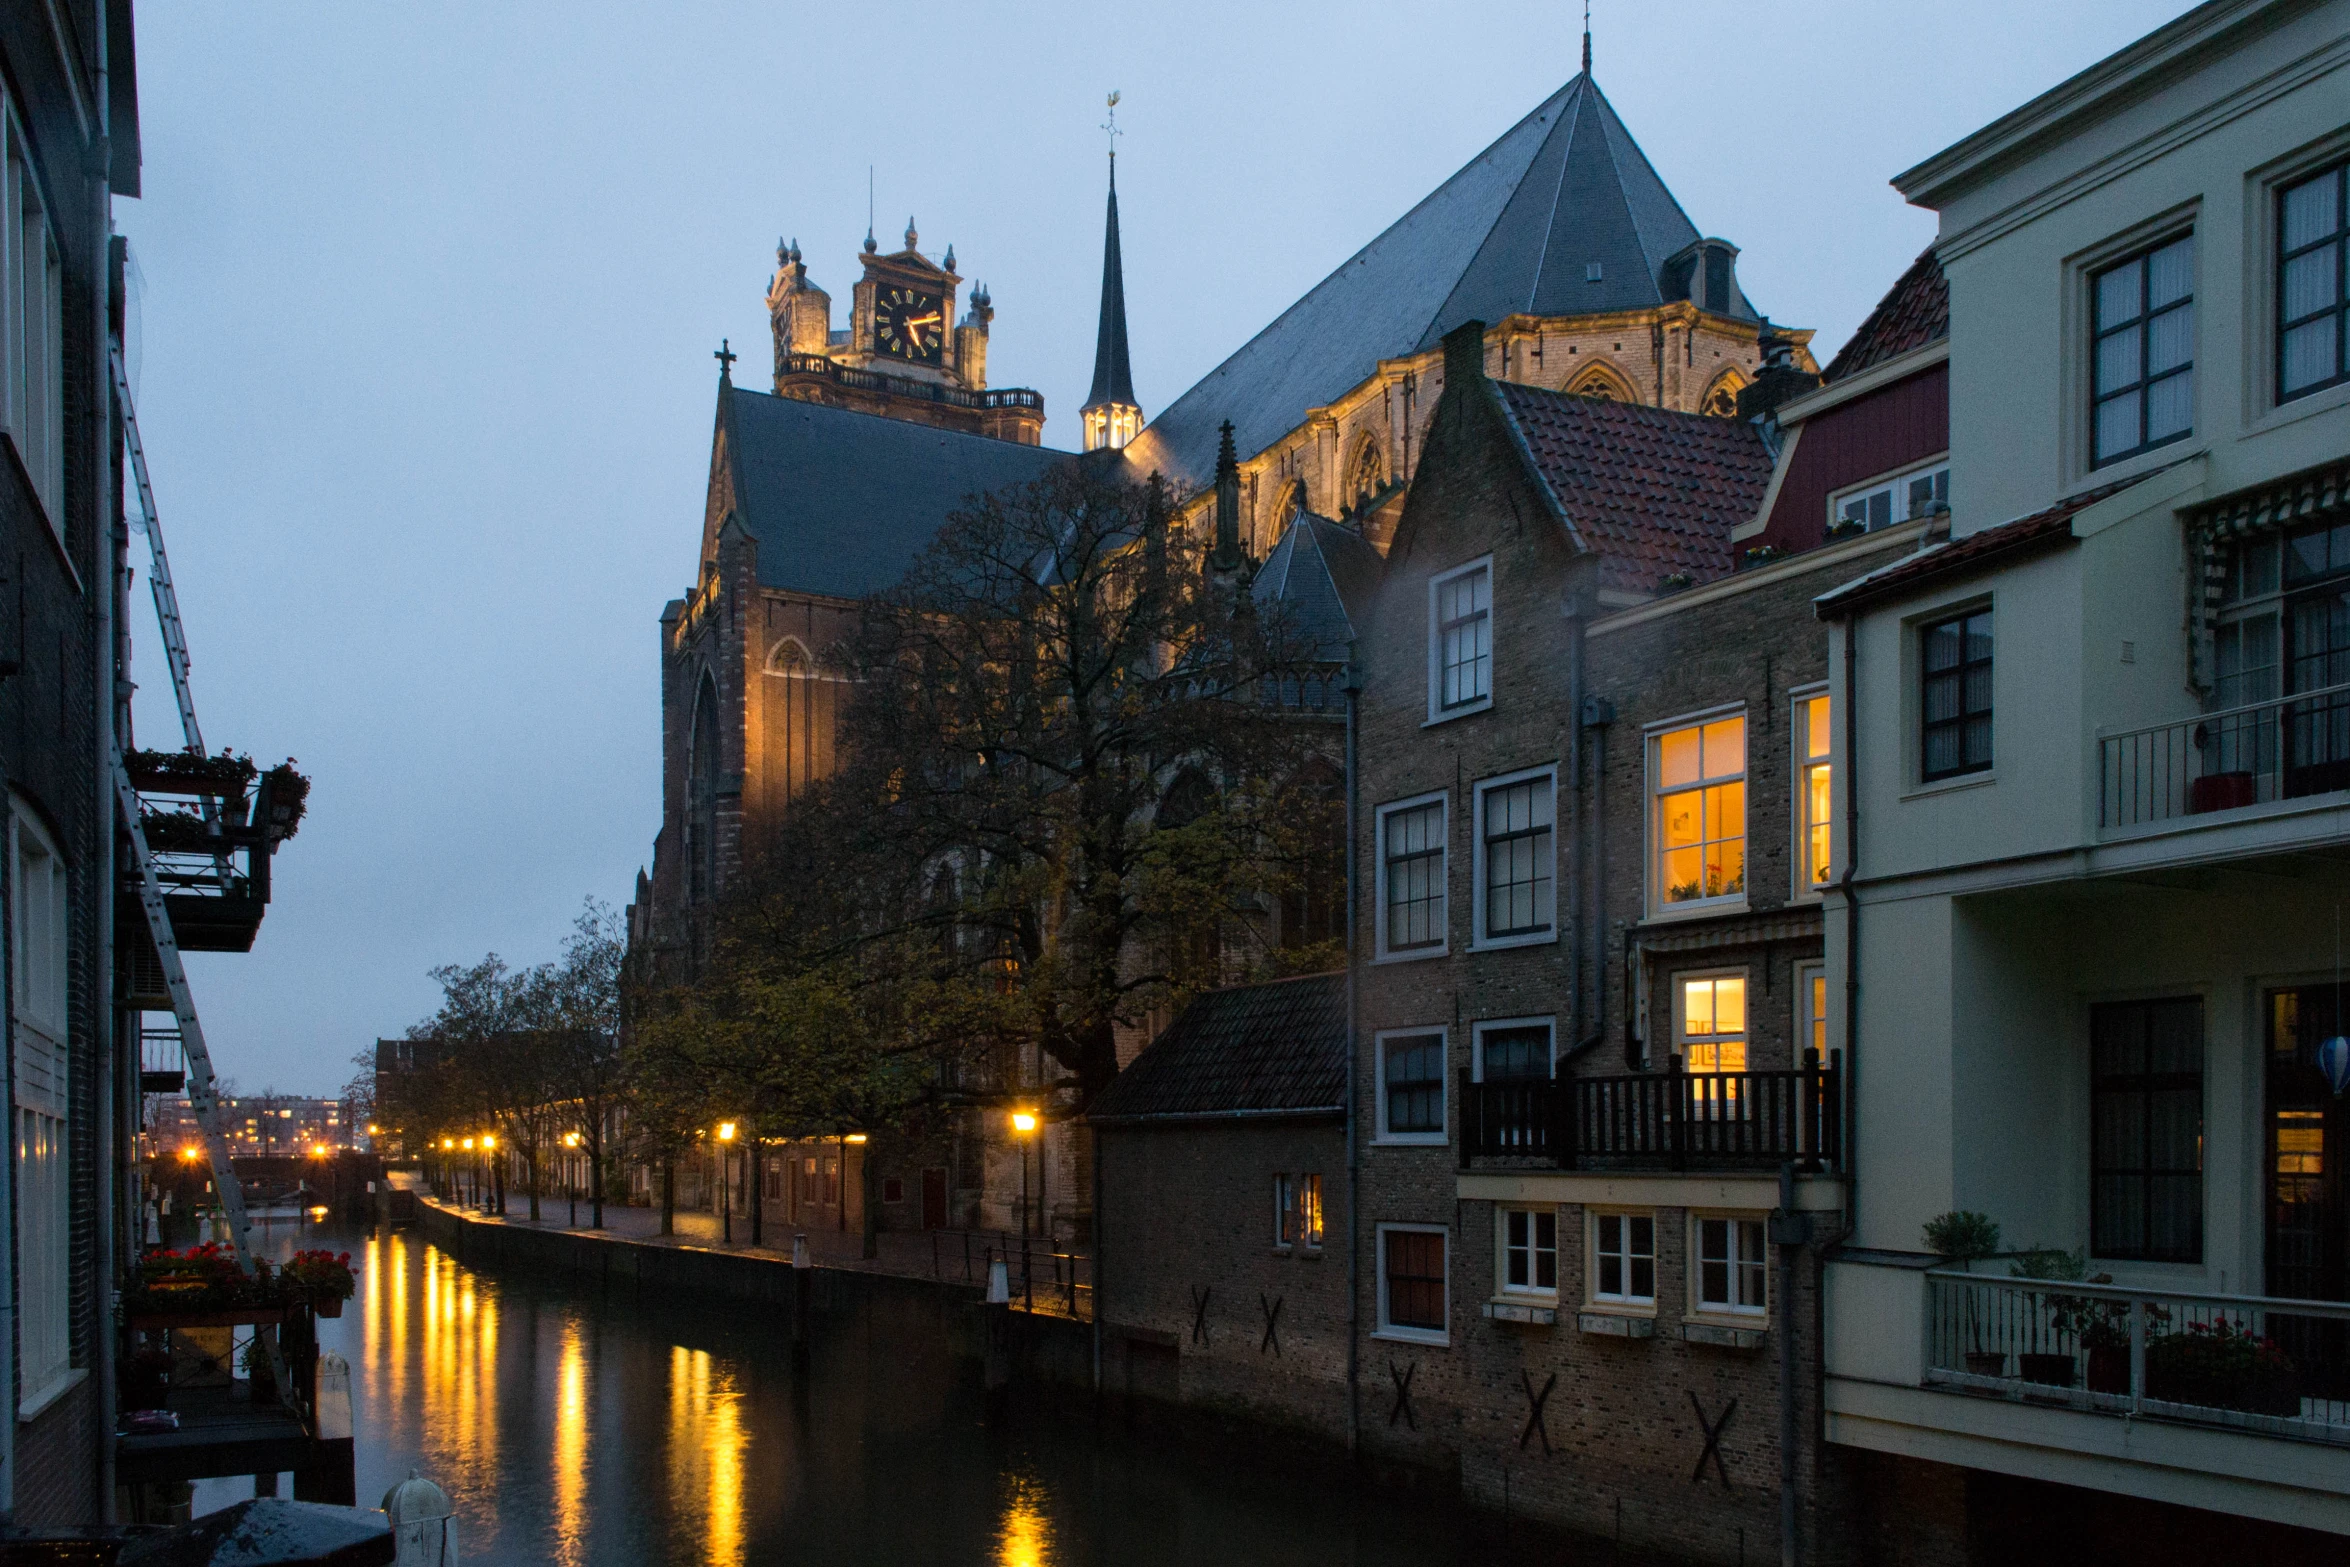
[905, 216, 918, 251]
[1080, 141, 1142, 453]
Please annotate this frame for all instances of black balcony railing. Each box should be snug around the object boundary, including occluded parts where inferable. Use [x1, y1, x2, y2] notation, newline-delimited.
[778, 353, 1043, 412]
[1459, 1053, 1842, 1172]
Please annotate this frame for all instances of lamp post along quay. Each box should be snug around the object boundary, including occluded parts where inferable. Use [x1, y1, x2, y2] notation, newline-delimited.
[717, 1122, 737, 1244]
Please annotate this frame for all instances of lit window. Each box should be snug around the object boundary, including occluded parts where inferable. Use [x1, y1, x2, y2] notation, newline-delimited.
[1830, 463, 1948, 533]
[1920, 609, 1993, 781]
[1676, 974, 1748, 1075]
[2278, 160, 2348, 404]
[1476, 771, 1554, 942]
[1501, 1208, 1557, 1295]
[1593, 1212, 1656, 1306]
[1378, 797, 1447, 956]
[1379, 1226, 1448, 1339]
[1651, 715, 1746, 908]
[1377, 1032, 1447, 1142]
[1797, 695, 1832, 892]
[1695, 1216, 1767, 1316]
[1429, 561, 1492, 715]
[2091, 234, 2194, 466]
[1798, 962, 1829, 1063]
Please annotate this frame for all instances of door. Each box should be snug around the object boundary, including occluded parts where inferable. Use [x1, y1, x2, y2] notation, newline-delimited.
[2266, 985, 2347, 1401]
[922, 1167, 948, 1231]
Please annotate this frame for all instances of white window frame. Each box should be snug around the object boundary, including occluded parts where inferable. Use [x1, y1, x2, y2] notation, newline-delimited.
[1373, 791, 1448, 962]
[12, 802, 71, 1413]
[1826, 457, 1948, 534]
[1791, 686, 1832, 902]
[1795, 961, 1829, 1066]
[1646, 705, 1748, 918]
[1374, 1222, 1450, 1344]
[1690, 1211, 1770, 1320]
[1273, 1173, 1296, 1249]
[1496, 1205, 1560, 1300]
[1469, 1016, 1555, 1083]
[1673, 968, 1750, 1077]
[1589, 1208, 1658, 1311]
[1426, 556, 1494, 723]
[1470, 764, 1558, 950]
[1, 103, 64, 536]
[1373, 1027, 1449, 1146]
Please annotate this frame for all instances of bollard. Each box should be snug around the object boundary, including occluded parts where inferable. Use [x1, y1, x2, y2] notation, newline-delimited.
[296, 1352, 356, 1505]
[384, 1469, 460, 1565]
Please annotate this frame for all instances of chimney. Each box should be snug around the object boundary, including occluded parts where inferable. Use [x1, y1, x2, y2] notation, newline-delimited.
[1737, 321, 1819, 422]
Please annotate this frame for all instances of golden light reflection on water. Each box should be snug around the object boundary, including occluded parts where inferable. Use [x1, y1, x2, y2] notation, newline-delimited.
[665, 1346, 746, 1567]
[416, 1245, 497, 1477]
[554, 1320, 588, 1566]
[997, 1474, 1055, 1567]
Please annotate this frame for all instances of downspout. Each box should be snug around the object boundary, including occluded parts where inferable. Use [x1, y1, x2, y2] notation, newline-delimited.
[93, 6, 121, 1520]
[1343, 646, 1361, 1455]
[1837, 616, 1860, 1235]
[1574, 691, 1610, 1060]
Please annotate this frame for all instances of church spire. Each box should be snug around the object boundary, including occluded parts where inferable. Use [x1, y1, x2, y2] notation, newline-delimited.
[1582, 0, 1592, 75]
[1081, 92, 1141, 453]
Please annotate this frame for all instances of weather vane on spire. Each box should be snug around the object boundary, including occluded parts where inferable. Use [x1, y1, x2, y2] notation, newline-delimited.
[1103, 90, 1122, 166]
[1582, 0, 1593, 74]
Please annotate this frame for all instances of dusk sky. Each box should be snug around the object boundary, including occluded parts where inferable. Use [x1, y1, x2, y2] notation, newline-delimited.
[114, 0, 2192, 1096]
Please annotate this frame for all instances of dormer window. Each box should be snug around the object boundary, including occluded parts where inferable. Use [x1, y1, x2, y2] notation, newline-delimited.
[1831, 462, 1948, 533]
[1428, 559, 1493, 720]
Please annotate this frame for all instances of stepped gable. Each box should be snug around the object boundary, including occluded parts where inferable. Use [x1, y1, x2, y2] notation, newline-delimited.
[1821, 248, 1948, 382]
[1495, 380, 1776, 596]
[719, 386, 1067, 598]
[1127, 73, 1745, 490]
[1087, 973, 1346, 1122]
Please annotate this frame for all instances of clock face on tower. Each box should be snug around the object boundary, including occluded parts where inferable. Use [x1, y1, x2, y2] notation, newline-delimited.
[873, 284, 946, 364]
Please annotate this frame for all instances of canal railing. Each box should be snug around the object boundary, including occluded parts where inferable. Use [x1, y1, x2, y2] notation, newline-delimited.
[935, 1229, 1092, 1321]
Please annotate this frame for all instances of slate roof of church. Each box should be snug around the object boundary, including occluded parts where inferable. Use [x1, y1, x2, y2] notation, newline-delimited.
[1494, 381, 1777, 597]
[1087, 972, 1347, 1123]
[1820, 248, 1948, 383]
[1251, 513, 1382, 661]
[1124, 72, 1749, 491]
[722, 386, 1068, 598]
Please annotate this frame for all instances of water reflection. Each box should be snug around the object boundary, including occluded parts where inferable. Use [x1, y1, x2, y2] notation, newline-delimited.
[196, 1222, 1661, 1564]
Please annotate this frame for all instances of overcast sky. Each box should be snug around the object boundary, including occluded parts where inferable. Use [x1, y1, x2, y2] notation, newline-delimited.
[113, 0, 2195, 1096]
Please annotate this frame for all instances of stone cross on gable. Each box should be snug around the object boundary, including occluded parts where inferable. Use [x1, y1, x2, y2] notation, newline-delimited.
[714, 339, 737, 378]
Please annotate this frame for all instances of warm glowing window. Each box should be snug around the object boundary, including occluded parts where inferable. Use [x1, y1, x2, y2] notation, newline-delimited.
[1798, 963, 1829, 1062]
[1695, 1216, 1768, 1316]
[1652, 715, 1746, 907]
[1430, 561, 1492, 714]
[1298, 1174, 1323, 1249]
[1501, 1208, 1557, 1295]
[1797, 695, 1832, 891]
[1677, 974, 1747, 1075]
[1593, 1212, 1655, 1305]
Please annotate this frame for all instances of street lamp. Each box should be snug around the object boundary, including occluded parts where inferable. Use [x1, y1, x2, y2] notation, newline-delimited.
[1011, 1110, 1039, 1306]
[564, 1131, 581, 1227]
[717, 1122, 738, 1243]
[482, 1133, 498, 1213]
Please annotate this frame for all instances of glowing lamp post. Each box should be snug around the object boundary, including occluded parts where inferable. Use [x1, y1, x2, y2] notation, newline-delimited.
[717, 1122, 738, 1243]
[564, 1131, 582, 1227]
[1011, 1111, 1039, 1306]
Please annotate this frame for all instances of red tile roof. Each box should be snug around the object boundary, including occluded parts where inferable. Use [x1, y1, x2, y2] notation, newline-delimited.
[1495, 381, 1778, 596]
[1812, 477, 2156, 618]
[1821, 249, 1948, 383]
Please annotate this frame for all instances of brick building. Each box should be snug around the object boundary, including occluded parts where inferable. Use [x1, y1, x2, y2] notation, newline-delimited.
[1090, 973, 1349, 1433]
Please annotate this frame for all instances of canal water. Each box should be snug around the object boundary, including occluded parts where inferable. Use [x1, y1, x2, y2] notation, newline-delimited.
[197, 1222, 1531, 1566]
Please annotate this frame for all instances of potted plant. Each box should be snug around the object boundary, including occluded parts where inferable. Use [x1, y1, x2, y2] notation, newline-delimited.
[2004, 1247, 2089, 1387]
[1923, 1212, 2005, 1376]
[283, 1249, 355, 1317]
[2145, 1318, 2299, 1416]
[124, 1243, 281, 1320]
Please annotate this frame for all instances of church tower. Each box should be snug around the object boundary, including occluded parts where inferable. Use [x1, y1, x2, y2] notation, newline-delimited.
[1080, 135, 1141, 452]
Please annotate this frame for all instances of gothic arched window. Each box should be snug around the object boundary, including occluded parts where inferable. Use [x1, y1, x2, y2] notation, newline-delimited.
[1275, 480, 1309, 534]
[686, 674, 721, 903]
[767, 636, 814, 676]
[1348, 438, 1385, 516]
[1568, 362, 1634, 402]
[1701, 368, 1748, 419]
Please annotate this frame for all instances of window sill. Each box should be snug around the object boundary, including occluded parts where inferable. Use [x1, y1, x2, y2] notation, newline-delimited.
[1681, 1317, 1768, 1350]
[1901, 769, 1995, 802]
[1373, 945, 1449, 966]
[1579, 1310, 1657, 1339]
[2069, 436, 2204, 500]
[1482, 1298, 1558, 1326]
[1371, 1135, 1450, 1150]
[1424, 700, 1492, 728]
[1643, 898, 1749, 925]
[1372, 1326, 1449, 1347]
[2247, 377, 2350, 438]
[18, 1367, 85, 1424]
[1469, 930, 1557, 954]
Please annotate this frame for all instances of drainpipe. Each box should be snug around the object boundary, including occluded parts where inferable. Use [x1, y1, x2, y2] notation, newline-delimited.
[1575, 693, 1611, 1060]
[1775, 1163, 1806, 1567]
[1837, 617, 1861, 1234]
[1343, 646, 1361, 1455]
[93, 5, 121, 1521]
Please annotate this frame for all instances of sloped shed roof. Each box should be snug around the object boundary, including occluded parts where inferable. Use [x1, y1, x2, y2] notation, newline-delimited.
[1124, 73, 1745, 491]
[1087, 973, 1346, 1122]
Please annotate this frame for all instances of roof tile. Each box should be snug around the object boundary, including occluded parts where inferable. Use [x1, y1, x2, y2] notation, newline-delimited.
[1821, 249, 1948, 383]
[1087, 973, 1345, 1122]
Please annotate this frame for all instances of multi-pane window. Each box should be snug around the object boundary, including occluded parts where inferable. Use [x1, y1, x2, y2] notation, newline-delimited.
[2091, 998, 2204, 1264]
[1477, 1022, 1552, 1083]
[1379, 1032, 1446, 1140]
[1381, 1228, 1447, 1336]
[1695, 1216, 1768, 1316]
[1832, 462, 1948, 533]
[1798, 963, 1829, 1062]
[1797, 694, 1832, 891]
[1298, 1174, 1323, 1250]
[1502, 1208, 1558, 1295]
[1431, 562, 1492, 713]
[2213, 521, 2350, 800]
[1652, 715, 1745, 907]
[2, 113, 63, 526]
[12, 809, 68, 1406]
[2279, 160, 2348, 403]
[1677, 975, 1747, 1075]
[1920, 609, 1993, 781]
[1380, 798, 1446, 954]
[1478, 773, 1553, 940]
[1593, 1212, 1656, 1305]
[2091, 234, 2194, 466]
[1274, 1173, 1296, 1246]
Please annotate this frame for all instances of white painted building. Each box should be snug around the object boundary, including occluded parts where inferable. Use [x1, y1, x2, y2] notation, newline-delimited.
[1817, 0, 2350, 1541]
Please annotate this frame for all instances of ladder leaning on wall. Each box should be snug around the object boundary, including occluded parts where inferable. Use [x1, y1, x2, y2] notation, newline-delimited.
[109, 344, 263, 1279]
